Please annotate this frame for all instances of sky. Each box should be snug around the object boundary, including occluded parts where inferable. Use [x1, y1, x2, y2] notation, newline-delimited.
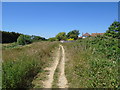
[2, 2, 118, 38]
[2, 0, 120, 2]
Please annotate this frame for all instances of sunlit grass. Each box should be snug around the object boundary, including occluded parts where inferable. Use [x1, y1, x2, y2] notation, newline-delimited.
[63, 37, 119, 88]
[2, 41, 59, 89]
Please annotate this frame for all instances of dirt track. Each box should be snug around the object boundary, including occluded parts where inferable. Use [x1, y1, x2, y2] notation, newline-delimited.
[58, 45, 68, 88]
[43, 45, 68, 88]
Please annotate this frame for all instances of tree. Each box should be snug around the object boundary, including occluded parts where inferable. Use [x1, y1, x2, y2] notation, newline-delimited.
[17, 35, 32, 45]
[48, 37, 57, 41]
[105, 21, 120, 38]
[31, 35, 46, 41]
[56, 32, 67, 41]
[67, 30, 80, 40]
[1, 31, 22, 43]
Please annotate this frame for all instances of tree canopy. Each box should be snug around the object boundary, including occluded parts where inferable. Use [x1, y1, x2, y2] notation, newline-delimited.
[1, 30, 46, 44]
[31, 35, 46, 41]
[17, 35, 32, 45]
[105, 21, 120, 38]
[1, 31, 22, 43]
[67, 30, 80, 40]
[48, 37, 56, 41]
[56, 32, 67, 41]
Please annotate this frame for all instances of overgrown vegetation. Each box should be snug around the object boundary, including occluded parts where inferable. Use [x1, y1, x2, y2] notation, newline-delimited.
[2, 41, 59, 89]
[63, 36, 119, 88]
[63, 21, 120, 88]
[17, 35, 32, 45]
[2, 21, 119, 88]
[63, 21, 120, 87]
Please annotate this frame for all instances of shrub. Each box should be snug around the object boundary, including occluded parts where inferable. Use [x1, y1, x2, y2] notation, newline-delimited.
[105, 21, 120, 38]
[17, 35, 32, 45]
[48, 37, 57, 41]
[31, 35, 46, 42]
[63, 36, 119, 88]
[67, 38, 74, 41]
[2, 57, 40, 89]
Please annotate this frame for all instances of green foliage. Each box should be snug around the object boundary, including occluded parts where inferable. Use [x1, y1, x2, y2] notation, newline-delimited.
[48, 37, 57, 41]
[63, 36, 119, 88]
[1, 31, 22, 43]
[2, 42, 59, 89]
[88, 36, 119, 60]
[2, 57, 40, 89]
[56, 32, 67, 41]
[105, 21, 120, 38]
[31, 35, 46, 41]
[67, 30, 80, 40]
[2, 43, 19, 49]
[1, 30, 46, 44]
[17, 35, 32, 45]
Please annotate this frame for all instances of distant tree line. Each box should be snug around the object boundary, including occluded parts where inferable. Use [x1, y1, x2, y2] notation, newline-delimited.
[17, 35, 46, 45]
[1, 21, 119, 44]
[1, 31, 22, 43]
[49, 30, 80, 41]
[1, 31, 46, 44]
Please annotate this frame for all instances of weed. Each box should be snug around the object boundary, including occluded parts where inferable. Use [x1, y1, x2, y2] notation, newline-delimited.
[63, 36, 119, 88]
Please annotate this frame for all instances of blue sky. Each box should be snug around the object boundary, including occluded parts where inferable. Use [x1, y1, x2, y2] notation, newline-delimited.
[2, 2, 118, 38]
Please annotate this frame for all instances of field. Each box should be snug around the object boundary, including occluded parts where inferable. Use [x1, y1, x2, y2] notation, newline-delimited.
[2, 41, 59, 89]
[2, 36, 119, 89]
[63, 36, 119, 88]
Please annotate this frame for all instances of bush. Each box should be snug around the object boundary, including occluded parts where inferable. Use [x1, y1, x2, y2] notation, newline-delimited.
[63, 36, 119, 88]
[2, 57, 40, 89]
[31, 35, 46, 42]
[48, 37, 57, 41]
[105, 21, 120, 38]
[17, 35, 32, 45]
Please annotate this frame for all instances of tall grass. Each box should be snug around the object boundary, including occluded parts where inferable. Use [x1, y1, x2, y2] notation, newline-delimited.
[2, 41, 59, 89]
[63, 36, 119, 88]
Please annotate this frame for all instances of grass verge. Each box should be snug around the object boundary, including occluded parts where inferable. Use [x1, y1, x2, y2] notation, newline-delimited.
[63, 36, 119, 88]
[2, 41, 59, 89]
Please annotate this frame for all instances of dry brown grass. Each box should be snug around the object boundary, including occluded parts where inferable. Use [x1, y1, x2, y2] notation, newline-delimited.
[2, 41, 59, 89]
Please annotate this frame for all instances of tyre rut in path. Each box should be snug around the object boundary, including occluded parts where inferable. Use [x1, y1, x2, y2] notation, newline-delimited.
[43, 45, 68, 88]
[43, 46, 60, 88]
[58, 45, 68, 88]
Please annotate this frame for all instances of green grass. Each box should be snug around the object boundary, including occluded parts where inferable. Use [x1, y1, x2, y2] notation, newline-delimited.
[2, 42, 20, 49]
[2, 41, 59, 89]
[63, 36, 119, 88]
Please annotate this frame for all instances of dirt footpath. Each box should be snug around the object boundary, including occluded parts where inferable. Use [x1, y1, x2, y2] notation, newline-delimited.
[43, 45, 68, 88]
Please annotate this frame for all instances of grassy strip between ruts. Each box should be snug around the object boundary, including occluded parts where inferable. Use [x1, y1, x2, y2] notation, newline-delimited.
[52, 47, 62, 88]
[2, 41, 59, 89]
[63, 36, 119, 88]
